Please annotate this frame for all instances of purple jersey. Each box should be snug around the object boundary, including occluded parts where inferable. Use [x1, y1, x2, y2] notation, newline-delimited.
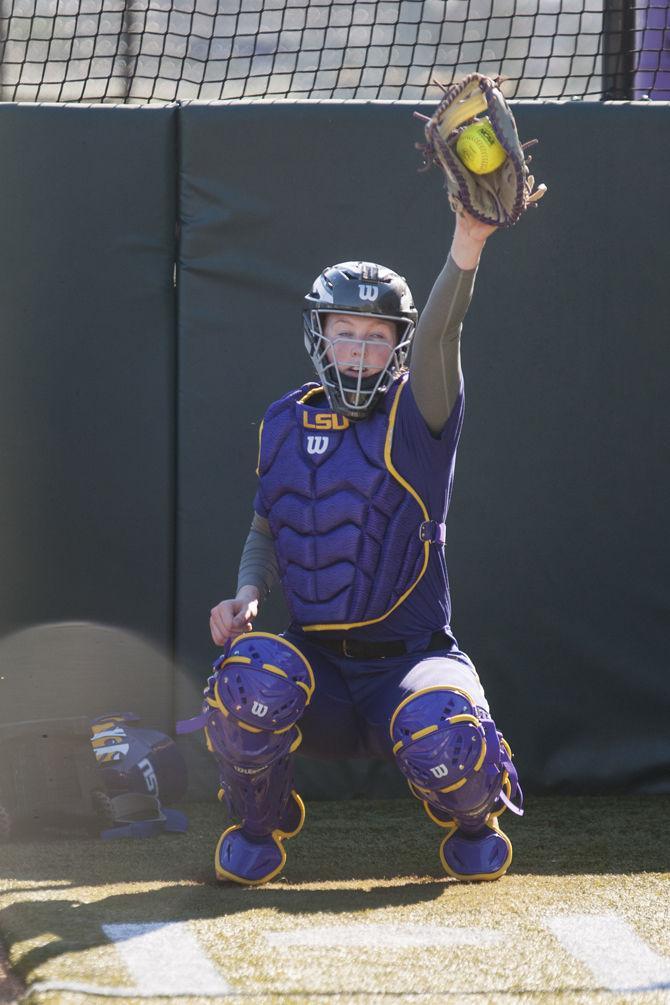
[254, 374, 464, 644]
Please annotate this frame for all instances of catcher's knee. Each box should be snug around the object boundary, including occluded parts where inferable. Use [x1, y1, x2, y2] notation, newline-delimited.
[203, 631, 315, 763]
[389, 686, 522, 832]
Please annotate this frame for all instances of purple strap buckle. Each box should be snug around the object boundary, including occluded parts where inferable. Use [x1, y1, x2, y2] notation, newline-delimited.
[499, 782, 524, 816]
[176, 711, 209, 735]
[419, 520, 446, 545]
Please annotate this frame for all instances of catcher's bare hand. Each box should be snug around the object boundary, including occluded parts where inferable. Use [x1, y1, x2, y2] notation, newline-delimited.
[454, 206, 498, 243]
[210, 589, 259, 645]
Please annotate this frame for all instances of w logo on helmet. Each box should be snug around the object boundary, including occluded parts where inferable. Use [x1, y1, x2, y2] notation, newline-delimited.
[359, 284, 378, 301]
[251, 701, 269, 718]
[306, 436, 329, 455]
[430, 763, 449, 778]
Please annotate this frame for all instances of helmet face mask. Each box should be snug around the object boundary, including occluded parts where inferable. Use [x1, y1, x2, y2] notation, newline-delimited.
[303, 261, 418, 420]
[305, 309, 414, 419]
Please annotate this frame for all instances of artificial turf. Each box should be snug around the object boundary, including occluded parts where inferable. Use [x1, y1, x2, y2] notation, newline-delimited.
[0, 795, 668, 1004]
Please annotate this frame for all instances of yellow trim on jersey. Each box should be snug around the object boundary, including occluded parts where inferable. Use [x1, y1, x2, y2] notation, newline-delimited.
[298, 386, 326, 406]
[255, 419, 264, 477]
[300, 378, 433, 633]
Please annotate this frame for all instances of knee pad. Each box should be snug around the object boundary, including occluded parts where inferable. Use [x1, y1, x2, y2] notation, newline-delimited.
[390, 686, 522, 833]
[206, 631, 315, 733]
[202, 633, 314, 838]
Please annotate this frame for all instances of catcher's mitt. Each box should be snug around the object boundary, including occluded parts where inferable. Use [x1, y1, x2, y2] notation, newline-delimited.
[416, 73, 547, 228]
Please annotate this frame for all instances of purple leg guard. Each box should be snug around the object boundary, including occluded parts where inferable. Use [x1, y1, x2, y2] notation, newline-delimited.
[205, 708, 303, 838]
[390, 686, 523, 881]
[195, 633, 314, 885]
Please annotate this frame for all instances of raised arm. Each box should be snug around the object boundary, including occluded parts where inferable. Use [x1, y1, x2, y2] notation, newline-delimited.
[409, 210, 497, 435]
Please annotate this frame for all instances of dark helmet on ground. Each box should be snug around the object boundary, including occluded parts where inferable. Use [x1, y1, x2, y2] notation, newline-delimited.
[303, 261, 418, 419]
[90, 713, 188, 805]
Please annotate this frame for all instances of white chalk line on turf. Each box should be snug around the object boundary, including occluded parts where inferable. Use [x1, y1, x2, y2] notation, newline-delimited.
[265, 924, 503, 948]
[102, 923, 231, 996]
[545, 913, 670, 993]
[19, 915, 670, 999]
[23, 922, 232, 999]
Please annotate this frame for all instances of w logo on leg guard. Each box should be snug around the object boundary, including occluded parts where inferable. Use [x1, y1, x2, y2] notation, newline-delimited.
[431, 763, 449, 779]
[251, 701, 269, 718]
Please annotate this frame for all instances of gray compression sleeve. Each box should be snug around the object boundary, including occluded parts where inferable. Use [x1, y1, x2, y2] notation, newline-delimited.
[236, 512, 279, 601]
[409, 253, 478, 435]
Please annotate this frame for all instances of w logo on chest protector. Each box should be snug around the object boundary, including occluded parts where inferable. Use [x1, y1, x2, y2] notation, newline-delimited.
[306, 435, 329, 455]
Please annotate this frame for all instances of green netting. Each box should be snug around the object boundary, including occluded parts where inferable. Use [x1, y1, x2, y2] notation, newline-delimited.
[1, 1, 668, 104]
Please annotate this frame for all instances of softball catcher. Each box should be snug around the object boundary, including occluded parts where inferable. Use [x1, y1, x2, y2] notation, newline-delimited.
[199, 75, 544, 885]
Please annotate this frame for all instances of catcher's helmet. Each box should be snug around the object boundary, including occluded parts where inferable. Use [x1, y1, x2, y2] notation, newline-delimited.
[303, 261, 418, 419]
[91, 713, 188, 805]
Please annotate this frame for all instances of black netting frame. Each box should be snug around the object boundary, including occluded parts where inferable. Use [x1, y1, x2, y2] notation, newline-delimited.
[1, 1, 668, 102]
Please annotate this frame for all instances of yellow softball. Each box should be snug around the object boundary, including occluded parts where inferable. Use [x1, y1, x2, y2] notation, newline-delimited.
[456, 118, 507, 175]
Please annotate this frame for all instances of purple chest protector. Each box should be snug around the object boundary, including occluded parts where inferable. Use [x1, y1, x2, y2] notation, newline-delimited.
[256, 376, 435, 630]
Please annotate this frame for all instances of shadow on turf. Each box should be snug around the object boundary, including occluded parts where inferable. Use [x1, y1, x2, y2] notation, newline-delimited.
[1, 796, 668, 980]
[1, 795, 668, 885]
[7, 897, 669, 1004]
[0, 880, 453, 980]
